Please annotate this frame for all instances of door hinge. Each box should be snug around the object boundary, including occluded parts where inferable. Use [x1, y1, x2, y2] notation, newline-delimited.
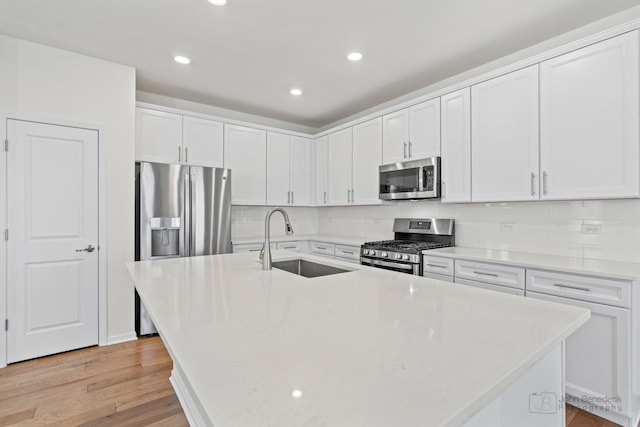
[3, 229, 7, 241]
[4, 139, 7, 152]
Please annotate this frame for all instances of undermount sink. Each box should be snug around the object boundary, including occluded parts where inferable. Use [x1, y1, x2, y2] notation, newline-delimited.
[272, 259, 352, 278]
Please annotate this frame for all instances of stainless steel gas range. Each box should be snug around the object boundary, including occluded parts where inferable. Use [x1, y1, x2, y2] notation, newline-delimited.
[360, 218, 454, 275]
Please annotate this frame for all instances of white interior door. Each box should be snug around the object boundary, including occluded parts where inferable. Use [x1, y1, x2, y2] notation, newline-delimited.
[7, 119, 99, 363]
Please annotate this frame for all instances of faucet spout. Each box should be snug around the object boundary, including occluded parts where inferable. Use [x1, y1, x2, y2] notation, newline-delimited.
[262, 207, 294, 270]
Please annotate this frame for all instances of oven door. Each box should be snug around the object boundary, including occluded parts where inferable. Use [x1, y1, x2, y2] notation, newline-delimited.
[379, 157, 440, 200]
[360, 257, 420, 275]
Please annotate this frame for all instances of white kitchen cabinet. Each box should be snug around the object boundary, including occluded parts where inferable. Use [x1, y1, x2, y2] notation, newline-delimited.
[276, 241, 303, 252]
[456, 278, 525, 296]
[441, 88, 471, 203]
[327, 128, 353, 205]
[382, 99, 440, 165]
[352, 118, 383, 205]
[334, 244, 360, 264]
[182, 116, 224, 168]
[314, 136, 328, 206]
[528, 290, 631, 419]
[471, 66, 539, 202]
[224, 124, 266, 205]
[310, 241, 335, 259]
[454, 259, 525, 295]
[135, 108, 183, 164]
[267, 133, 311, 206]
[136, 108, 224, 167]
[539, 31, 640, 200]
[232, 242, 275, 253]
[423, 255, 454, 282]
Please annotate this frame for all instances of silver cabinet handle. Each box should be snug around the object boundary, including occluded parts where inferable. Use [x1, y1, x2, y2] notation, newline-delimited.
[351, 188, 355, 203]
[178, 146, 182, 163]
[347, 189, 351, 203]
[553, 283, 591, 292]
[426, 263, 447, 269]
[340, 250, 354, 255]
[442, 181, 446, 198]
[403, 142, 407, 159]
[185, 147, 188, 163]
[282, 245, 297, 249]
[316, 246, 327, 250]
[291, 191, 294, 204]
[543, 171, 548, 195]
[324, 191, 327, 204]
[473, 271, 499, 277]
[76, 245, 95, 253]
[287, 191, 290, 204]
[531, 172, 536, 196]
[408, 141, 413, 158]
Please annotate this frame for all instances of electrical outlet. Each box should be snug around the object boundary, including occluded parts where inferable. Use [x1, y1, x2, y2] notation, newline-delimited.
[581, 223, 602, 234]
[500, 222, 515, 231]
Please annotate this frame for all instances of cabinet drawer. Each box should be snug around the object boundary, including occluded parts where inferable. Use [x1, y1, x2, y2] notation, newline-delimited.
[526, 270, 631, 308]
[423, 256, 454, 276]
[334, 244, 360, 261]
[310, 241, 335, 257]
[455, 278, 525, 296]
[423, 272, 454, 283]
[233, 242, 275, 253]
[276, 241, 301, 251]
[454, 260, 525, 289]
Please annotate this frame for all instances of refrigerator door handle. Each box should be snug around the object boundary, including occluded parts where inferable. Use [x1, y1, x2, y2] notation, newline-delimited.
[190, 173, 196, 256]
[184, 173, 191, 257]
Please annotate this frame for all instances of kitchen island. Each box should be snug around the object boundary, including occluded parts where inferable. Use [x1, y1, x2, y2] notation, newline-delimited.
[126, 251, 590, 427]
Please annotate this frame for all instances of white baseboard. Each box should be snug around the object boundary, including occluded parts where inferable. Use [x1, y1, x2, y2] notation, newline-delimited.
[104, 331, 138, 346]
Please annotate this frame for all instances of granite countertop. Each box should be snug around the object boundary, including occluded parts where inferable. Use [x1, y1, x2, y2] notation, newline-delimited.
[127, 251, 589, 427]
[426, 247, 640, 281]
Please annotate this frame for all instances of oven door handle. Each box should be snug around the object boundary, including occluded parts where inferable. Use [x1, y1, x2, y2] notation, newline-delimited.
[361, 258, 414, 271]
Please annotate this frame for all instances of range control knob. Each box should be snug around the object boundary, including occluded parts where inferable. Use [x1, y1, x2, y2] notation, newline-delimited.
[402, 254, 410, 261]
[380, 251, 388, 258]
[395, 253, 403, 260]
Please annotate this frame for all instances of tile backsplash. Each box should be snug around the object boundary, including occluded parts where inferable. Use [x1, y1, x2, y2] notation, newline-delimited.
[234, 199, 640, 263]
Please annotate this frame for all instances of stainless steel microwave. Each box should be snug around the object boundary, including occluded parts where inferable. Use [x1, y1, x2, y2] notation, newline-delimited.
[379, 157, 441, 200]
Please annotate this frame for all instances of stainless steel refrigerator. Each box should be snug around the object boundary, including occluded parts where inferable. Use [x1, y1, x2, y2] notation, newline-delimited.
[135, 161, 232, 335]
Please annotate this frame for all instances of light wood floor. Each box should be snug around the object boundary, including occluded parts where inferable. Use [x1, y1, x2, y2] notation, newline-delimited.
[0, 336, 626, 426]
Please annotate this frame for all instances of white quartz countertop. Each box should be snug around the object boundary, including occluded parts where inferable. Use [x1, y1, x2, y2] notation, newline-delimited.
[427, 247, 640, 281]
[232, 234, 374, 247]
[127, 251, 589, 427]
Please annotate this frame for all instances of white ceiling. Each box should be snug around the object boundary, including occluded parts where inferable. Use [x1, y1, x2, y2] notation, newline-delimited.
[1, 0, 640, 129]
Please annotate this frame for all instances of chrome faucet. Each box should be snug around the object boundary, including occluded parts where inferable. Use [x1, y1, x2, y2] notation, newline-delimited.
[260, 207, 294, 270]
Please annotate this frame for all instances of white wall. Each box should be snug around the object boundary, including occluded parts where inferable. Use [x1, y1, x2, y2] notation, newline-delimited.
[232, 206, 318, 241]
[316, 200, 640, 263]
[0, 35, 136, 343]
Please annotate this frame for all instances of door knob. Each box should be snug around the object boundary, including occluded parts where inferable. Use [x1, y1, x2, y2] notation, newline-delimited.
[76, 245, 95, 253]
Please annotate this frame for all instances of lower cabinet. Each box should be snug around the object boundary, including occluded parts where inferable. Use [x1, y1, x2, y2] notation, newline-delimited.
[232, 242, 275, 253]
[310, 241, 335, 259]
[453, 259, 525, 296]
[526, 269, 632, 422]
[455, 278, 524, 296]
[334, 244, 361, 264]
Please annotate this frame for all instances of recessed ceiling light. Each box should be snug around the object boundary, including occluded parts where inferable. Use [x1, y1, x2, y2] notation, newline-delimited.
[207, 0, 227, 5]
[347, 52, 363, 61]
[174, 55, 191, 65]
[290, 88, 302, 96]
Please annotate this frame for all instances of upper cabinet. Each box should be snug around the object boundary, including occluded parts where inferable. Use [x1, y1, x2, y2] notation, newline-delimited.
[352, 118, 383, 205]
[441, 88, 471, 203]
[327, 128, 353, 205]
[136, 108, 182, 164]
[182, 116, 224, 168]
[471, 65, 539, 202]
[540, 31, 639, 200]
[266, 132, 310, 206]
[314, 136, 328, 206]
[382, 98, 440, 164]
[135, 107, 224, 167]
[224, 124, 267, 205]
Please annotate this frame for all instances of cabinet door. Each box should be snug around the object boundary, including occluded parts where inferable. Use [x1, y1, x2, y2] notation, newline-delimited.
[382, 109, 408, 164]
[266, 132, 290, 206]
[408, 98, 440, 159]
[441, 88, 471, 203]
[314, 136, 328, 205]
[290, 136, 311, 206]
[352, 118, 383, 205]
[182, 116, 224, 167]
[327, 128, 353, 205]
[471, 66, 539, 202]
[527, 291, 631, 417]
[135, 108, 182, 164]
[224, 124, 266, 205]
[540, 31, 639, 200]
